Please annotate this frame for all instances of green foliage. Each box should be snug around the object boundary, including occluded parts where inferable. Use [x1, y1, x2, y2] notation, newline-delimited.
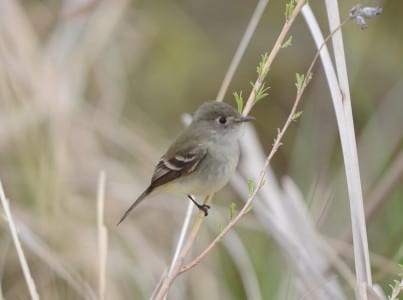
[295, 73, 305, 91]
[282, 35, 293, 48]
[252, 82, 270, 104]
[218, 223, 223, 233]
[233, 91, 244, 113]
[285, 0, 297, 20]
[229, 202, 237, 220]
[388, 265, 403, 300]
[247, 179, 254, 197]
[274, 128, 284, 147]
[0, 2, 401, 300]
[245, 205, 253, 214]
[292, 111, 303, 121]
[257, 53, 269, 78]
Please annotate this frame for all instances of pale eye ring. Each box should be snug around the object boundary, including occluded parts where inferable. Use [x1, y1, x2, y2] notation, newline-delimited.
[217, 116, 227, 125]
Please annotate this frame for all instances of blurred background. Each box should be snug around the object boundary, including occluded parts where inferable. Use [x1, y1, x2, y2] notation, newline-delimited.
[0, 0, 402, 299]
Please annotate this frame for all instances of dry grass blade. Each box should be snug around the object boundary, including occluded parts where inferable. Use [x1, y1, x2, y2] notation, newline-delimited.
[154, 195, 214, 299]
[0, 180, 39, 300]
[15, 222, 97, 299]
[0, 0, 395, 298]
[242, 0, 307, 116]
[97, 171, 108, 300]
[162, 115, 194, 300]
[232, 126, 351, 299]
[162, 202, 194, 300]
[324, 0, 373, 296]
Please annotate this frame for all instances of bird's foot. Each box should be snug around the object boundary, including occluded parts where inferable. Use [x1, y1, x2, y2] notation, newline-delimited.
[188, 195, 211, 216]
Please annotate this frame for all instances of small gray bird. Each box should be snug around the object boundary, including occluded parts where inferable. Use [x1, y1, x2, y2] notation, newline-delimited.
[117, 101, 253, 224]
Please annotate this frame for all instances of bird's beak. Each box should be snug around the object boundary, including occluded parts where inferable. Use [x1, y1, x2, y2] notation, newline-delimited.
[235, 115, 255, 123]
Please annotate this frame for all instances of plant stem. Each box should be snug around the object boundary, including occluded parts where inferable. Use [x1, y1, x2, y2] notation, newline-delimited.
[0, 180, 39, 300]
[154, 196, 213, 300]
[180, 14, 351, 276]
[154, 1, 307, 298]
[242, 0, 307, 116]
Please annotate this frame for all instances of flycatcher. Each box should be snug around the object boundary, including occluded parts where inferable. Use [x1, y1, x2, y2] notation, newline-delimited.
[117, 101, 253, 224]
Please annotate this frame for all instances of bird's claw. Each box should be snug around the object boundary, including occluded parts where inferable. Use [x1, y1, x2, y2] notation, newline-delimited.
[188, 195, 211, 217]
[198, 204, 210, 216]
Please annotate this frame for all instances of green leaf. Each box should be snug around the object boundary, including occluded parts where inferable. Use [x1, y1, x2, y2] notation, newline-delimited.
[246, 205, 253, 214]
[247, 179, 254, 197]
[307, 72, 313, 83]
[273, 137, 283, 147]
[229, 202, 237, 220]
[233, 91, 244, 113]
[295, 73, 305, 91]
[285, 0, 296, 20]
[282, 35, 293, 48]
[218, 223, 223, 233]
[254, 83, 270, 104]
[257, 53, 269, 77]
[292, 111, 303, 121]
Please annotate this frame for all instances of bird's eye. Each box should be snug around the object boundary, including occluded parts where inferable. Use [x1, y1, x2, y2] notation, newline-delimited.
[217, 116, 227, 125]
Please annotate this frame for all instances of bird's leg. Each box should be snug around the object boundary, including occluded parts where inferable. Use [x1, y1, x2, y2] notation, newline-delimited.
[187, 195, 210, 216]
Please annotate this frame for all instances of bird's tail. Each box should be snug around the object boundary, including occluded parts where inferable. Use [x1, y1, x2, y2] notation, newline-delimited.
[117, 187, 152, 225]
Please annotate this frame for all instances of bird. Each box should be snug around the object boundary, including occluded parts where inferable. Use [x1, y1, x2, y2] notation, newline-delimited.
[117, 101, 253, 225]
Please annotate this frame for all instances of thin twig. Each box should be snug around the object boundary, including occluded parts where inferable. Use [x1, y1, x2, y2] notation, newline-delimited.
[167, 203, 194, 276]
[155, 1, 307, 298]
[153, 195, 213, 299]
[242, 0, 307, 116]
[163, 0, 270, 296]
[162, 201, 194, 300]
[180, 15, 351, 275]
[0, 180, 39, 300]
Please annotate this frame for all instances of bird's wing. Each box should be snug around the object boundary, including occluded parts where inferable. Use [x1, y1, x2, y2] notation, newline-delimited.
[149, 144, 207, 191]
[117, 139, 208, 225]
